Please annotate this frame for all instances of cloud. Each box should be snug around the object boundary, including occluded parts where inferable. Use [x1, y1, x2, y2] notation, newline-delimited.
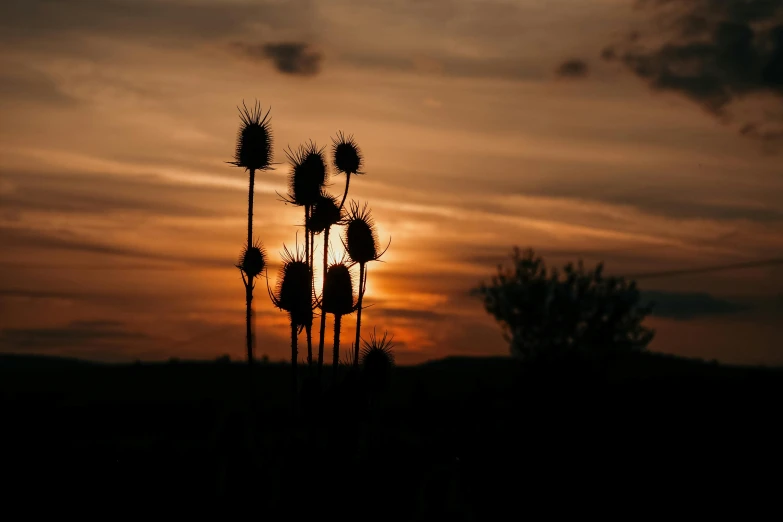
[0, 68, 78, 106]
[603, 0, 783, 143]
[556, 59, 589, 78]
[232, 42, 323, 76]
[0, 0, 306, 44]
[514, 186, 783, 222]
[0, 226, 229, 269]
[375, 308, 447, 322]
[0, 169, 233, 219]
[0, 320, 150, 351]
[642, 290, 750, 319]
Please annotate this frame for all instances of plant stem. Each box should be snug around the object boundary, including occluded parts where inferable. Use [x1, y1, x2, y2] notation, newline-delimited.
[333, 314, 341, 386]
[338, 173, 351, 210]
[353, 262, 365, 367]
[246, 168, 256, 365]
[291, 320, 298, 399]
[305, 206, 312, 367]
[245, 282, 253, 366]
[317, 227, 329, 376]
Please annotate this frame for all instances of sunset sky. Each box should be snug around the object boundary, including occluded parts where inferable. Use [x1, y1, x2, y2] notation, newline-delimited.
[1, 0, 782, 365]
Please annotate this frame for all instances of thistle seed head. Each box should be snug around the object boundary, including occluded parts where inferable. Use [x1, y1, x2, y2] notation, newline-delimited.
[360, 328, 395, 393]
[232, 101, 273, 171]
[237, 240, 266, 278]
[331, 131, 363, 175]
[307, 193, 343, 234]
[285, 141, 328, 207]
[272, 243, 314, 327]
[322, 262, 356, 316]
[344, 201, 379, 264]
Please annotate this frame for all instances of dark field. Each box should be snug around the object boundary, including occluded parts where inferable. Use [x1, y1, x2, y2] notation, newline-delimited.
[2, 353, 782, 516]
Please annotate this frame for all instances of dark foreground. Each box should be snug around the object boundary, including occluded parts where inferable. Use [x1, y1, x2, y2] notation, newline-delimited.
[2, 353, 782, 516]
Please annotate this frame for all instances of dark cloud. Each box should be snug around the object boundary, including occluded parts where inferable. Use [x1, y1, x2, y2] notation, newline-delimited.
[233, 42, 322, 76]
[0, 320, 149, 351]
[642, 290, 750, 319]
[556, 59, 589, 78]
[604, 0, 783, 143]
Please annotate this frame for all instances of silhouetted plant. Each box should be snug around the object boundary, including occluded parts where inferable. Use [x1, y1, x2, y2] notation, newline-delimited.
[332, 131, 363, 210]
[322, 260, 359, 384]
[268, 242, 314, 395]
[237, 241, 266, 363]
[343, 201, 390, 366]
[231, 101, 273, 365]
[281, 142, 329, 367]
[308, 193, 344, 375]
[360, 328, 395, 396]
[474, 247, 655, 365]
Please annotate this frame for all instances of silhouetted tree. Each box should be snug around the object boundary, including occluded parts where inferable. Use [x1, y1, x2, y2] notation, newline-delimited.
[231, 101, 273, 365]
[475, 248, 654, 364]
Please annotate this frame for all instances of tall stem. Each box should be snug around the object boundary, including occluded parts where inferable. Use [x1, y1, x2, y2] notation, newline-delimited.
[245, 283, 253, 366]
[304, 206, 312, 367]
[246, 168, 256, 365]
[353, 262, 366, 367]
[291, 321, 298, 399]
[333, 314, 341, 386]
[338, 173, 352, 210]
[317, 227, 330, 375]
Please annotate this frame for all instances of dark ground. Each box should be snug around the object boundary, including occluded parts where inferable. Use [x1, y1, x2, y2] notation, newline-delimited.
[2, 352, 782, 516]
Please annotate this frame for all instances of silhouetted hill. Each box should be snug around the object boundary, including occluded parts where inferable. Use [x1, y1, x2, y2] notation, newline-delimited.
[0, 353, 100, 369]
[2, 352, 781, 514]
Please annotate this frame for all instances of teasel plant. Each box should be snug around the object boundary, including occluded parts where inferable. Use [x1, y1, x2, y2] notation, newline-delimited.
[331, 132, 363, 210]
[343, 201, 391, 366]
[321, 255, 360, 385]
[267, 241, 315, 397]
[236, 241, 266, 366]
[230, 101, 273, 365]
[360, 328, 396, 397]
[308, 193, 344, 377]
[280, 142, 328, 367]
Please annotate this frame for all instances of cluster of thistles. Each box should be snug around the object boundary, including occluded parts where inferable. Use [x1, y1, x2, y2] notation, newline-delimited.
[230, 101, 394, 394]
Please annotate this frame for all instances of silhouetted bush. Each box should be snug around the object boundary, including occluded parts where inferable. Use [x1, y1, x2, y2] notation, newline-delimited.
[475, 247, 654, 364]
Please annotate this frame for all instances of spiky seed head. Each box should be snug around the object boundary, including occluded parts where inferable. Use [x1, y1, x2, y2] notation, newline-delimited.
[285, 141, 328, 207]
[344, 201, 379, 264]
[360, 329, 395, 393]
[322, 263, 356, 316]
[331, 131, 363, 175]
[273, 245, 313, 327]
[307, 193, 343, 234]
[233, 101, 273, 171]
[237, 241, 266, 278]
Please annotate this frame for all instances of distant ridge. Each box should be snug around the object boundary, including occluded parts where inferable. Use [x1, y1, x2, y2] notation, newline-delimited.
[0, 353, 101, 369]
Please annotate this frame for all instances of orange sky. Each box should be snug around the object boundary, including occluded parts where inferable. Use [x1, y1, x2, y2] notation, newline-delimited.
[1, 0, 782, 365]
